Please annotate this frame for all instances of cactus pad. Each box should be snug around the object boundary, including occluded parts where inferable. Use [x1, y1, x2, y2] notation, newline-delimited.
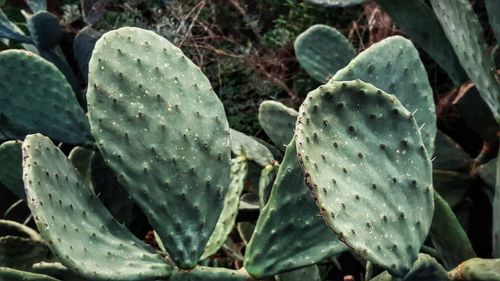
[170, 266, 250, 281]
[202, 157, 247, 259]
[258, 101, 297, 151]
[244, 138, 347, 278]
[0, 267, 60, 281]
[449, 258, 500, 281]
[294, 24, 356, 83]
[87, 27, 231, 268]
[23, 134, 171, 281]
[230, 128, 274, 167]
[0, 141, 24, 198]
[296, 80, 434, 276]
[430, 0, 500, 122]
[0, 50, 91, 144]
[330, 36, 436, 155]
[27, 11, 62, 50]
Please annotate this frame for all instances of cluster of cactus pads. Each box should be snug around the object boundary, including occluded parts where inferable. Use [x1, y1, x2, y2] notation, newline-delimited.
[0, 0, 499, 280]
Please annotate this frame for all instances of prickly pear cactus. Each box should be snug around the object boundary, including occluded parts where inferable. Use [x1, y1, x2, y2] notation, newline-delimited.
[0, 267, 60, 281]
[330, 36, 436, 155]
[258, 101, 297, 151]
[230, 128, 274, 167]
[0, 141, 23, 198]
[202, 157, 248, 259]
[23, 134, 172, 280]
[244, 138, 347, 278]
[296, 80, 434, 276]
[26, 11, 62, 50]
[448, 258, 500, 281]
[430, 0, 500, 122]
[87, 27, 231, 269]
[0, 50, 91, 144]
[294, 24, 356, 83]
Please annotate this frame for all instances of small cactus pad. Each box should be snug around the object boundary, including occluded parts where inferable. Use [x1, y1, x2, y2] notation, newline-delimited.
[26, 11, 62, 50]
[486, 0, 500, 43]
[230, 128, 274, 167]
[22, 134, 172, 281]
[0, 50, 91, 144]
[202, 157, 248, 259]
[330, 36, 436, 155]
[170, 266, 250, 281]
[305, 0, 365, 7]
[68, 146, 95, 189]
[87, 27, 231, 268]
[0, 267, 60, 281]
[429, 192, 475, 269]
[448, 258, 500, 281]
[258, 101, 298, 151]
[0, 141, 24, 198]
[294, 24, 356, 83]
[430, 0, 500, 122]
[244, 138, 347, 278]
[296, 80, 434, 276]
[376, 0, 467, 85]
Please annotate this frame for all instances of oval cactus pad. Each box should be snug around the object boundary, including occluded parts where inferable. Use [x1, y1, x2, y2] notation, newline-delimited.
[87, 27, 231, 268]
[295, 80, 434, 276]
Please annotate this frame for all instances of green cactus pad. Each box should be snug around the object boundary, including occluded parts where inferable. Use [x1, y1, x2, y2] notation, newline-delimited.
[294, 24, 356, 83]
[330, 36, 436, 155]
[244, 138, 347, 278]
[87, 27, 231, 269]
[27, 11, 62, 50]
[0, 267, 60, 281]
[68, 147, 95, 189]
[296, 80, 434, 276]
[433, 170, 474, 208]
[0, 141, 23, 198]
[32, 262, 89, 281]
[305, 0, 365, 7]
[376, 0, 467, 85]
[276, 265, 321, 281]
[258, 101, 297, 151]
[0, 50, 91, 144]
[430, 0, 500, 122]
[429, 192, 475, 269]
[202, 157, 247, 259]
[23, 134, 172, 281]
[230, 128, 274, 167]
[449, 258, 500, 281]
[258, 163, 278, 208]
[170, 266, 250, 281]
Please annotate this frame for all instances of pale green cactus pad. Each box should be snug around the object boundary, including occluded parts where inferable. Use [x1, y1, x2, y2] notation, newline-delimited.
[330, 36, 436, 155]
[87, 27, 231, 268]
[370, 254, 448, 281]
[376, 0, 467, 85]
[0, 140, 24, 198]
[296, 80, 434, 276]
[244, 138, 347, 278]
[294, 24, 356, 83]
[257, 163, 278, 208]
[430, 0, 500, 122]
[202, 157, 247, 259]
[230, 128, 274, 167]
[0, 50, 91, 144]
[258, 101, 297, 151]
[23, 134, 172, 281]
